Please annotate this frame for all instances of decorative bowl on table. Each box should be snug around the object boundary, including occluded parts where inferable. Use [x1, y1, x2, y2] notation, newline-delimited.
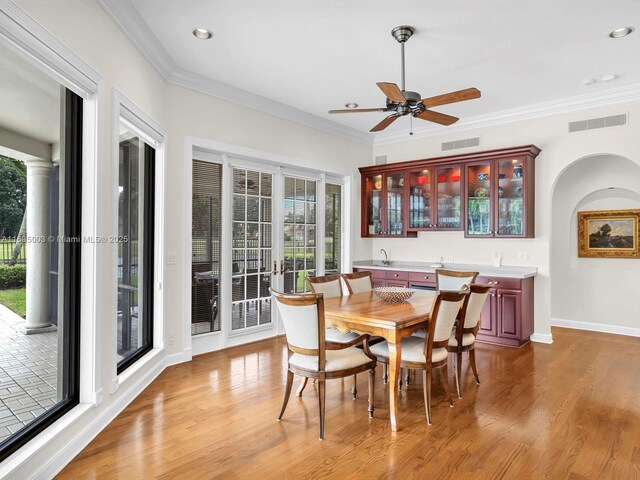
[373, 287, 416, 303]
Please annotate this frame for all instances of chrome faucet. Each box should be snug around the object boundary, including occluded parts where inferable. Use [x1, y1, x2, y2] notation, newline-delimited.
[380, 248, 391, 266]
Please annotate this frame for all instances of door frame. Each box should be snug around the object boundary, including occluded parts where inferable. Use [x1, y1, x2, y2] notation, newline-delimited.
[184, 137, 353, 358]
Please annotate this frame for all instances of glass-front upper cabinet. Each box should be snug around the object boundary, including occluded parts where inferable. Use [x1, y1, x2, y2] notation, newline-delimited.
[435, 165, 462, 229]
[409, 169, 432, 229]
[363, 173, 383, 236]
[465, 161, 493, 236]
[362, 171, 411, 237]
[386, 172, 405, 236]
[497, 159, 526, 236]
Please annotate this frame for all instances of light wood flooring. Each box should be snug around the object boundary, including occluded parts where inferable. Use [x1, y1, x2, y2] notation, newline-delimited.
[57, 328, 640, 479]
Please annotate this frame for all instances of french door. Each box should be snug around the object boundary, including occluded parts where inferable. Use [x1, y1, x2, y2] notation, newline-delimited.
[192, 156, 344, 350]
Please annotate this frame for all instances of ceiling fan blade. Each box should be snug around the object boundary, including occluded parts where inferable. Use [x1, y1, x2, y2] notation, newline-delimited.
[414, 110, 459, 126]
[370, 114, 399, 132]
[377, 82, 406, 103]
[420, 88, 481, 108]
[328, 108, 387, 114]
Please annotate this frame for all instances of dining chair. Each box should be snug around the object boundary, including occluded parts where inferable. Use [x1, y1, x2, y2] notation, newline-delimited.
[435, 269, 479, 292]
[447, 284, 491, 398]
[369, 289, 468, 424]
[303, 275, 360, 398]
[271, 288, 376, 440]
[342, 271, 373, 295]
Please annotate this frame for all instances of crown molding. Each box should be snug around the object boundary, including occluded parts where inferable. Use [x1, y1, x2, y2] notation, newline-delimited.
[167, 69, 372, 145]
[96, 0, 176, 80]
[373, 83, 640, 146]
[97, 0, 373, 146]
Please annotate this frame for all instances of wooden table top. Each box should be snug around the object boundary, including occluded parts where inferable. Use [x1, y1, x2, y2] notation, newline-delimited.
[323, 290, 436, 330]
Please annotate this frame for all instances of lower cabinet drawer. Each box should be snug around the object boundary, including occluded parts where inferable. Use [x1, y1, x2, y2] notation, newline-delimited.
[408, 272, 435, 284]
[385, 270, 408, 281]
[476, 276, 521, 290]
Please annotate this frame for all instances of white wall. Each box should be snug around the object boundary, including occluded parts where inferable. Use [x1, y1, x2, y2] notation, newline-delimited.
[372, 100, 640, 341]
[551, 154, 640, 330]
[4, 0, 370, 477]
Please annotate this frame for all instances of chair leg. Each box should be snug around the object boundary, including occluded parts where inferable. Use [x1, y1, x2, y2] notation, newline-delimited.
[456, 351, 463, 399]
[469, 348, 480, 384]
[405, 368, 411, 386]
[318, 378, 326, 440]
[278, 370, 295, 420]
[296, 377, 308, 397]
[423, 369, 432, 425]
[442, 364, 454, 407]
[383, 363, 388, 384]
[351, 374, 358, 399]
[368, 369, 375, 418]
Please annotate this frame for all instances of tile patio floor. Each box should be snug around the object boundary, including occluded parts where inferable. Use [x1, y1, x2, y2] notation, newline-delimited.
[0, 304, 58, 444]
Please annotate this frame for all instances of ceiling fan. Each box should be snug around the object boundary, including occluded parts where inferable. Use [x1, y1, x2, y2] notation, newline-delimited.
[329, 26, 481, 133]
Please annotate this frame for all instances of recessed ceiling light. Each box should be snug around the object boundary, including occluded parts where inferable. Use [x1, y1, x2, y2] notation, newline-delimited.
[193, 28, 213, 40]
[345, 102, 359, 109]
[601, 74, 617, 82]
[609, 26, 634, 38]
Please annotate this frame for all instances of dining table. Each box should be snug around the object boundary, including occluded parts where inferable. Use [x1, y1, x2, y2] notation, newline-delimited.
[323, 289, 436, 432]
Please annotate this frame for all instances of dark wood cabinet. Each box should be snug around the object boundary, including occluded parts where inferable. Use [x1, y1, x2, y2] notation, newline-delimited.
[354, 268, 534, 347]
[360, 145, 540, 238]
[476, 276, 533, 347]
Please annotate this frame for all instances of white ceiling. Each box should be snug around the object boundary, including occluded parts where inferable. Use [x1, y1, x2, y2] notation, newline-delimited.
[0, 40, 60, 146]
[104, 0, 639, 138]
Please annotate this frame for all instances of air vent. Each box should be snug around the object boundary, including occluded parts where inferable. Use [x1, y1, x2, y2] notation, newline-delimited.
[569, 114, 627, 132]
[374, 155, 387, 165]
[441, 137, 480, 151]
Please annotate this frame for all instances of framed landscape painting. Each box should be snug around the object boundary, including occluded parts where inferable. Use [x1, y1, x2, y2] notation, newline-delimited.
[578, 209, 640, 258]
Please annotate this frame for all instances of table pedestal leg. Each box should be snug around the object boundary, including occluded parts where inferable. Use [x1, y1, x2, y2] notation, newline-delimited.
[387, 340, 402, 432]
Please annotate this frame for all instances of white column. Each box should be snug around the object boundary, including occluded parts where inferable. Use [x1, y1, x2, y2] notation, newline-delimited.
[24, 158, 55, 334]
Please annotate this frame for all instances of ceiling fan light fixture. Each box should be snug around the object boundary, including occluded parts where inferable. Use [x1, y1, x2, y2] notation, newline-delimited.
[609, 26, 634, 38]
[345, 102, 359, 108]
[193, 28, 213, 39]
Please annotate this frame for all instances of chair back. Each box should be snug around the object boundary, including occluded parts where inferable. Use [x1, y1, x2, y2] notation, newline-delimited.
[436, 269, 478, 292]
[425, 290, 467, 361]
[271, 289, 325, 358]
[342, 271, 373, 295]
[459, 284, 492, 332]
[306, 274, 343, 299]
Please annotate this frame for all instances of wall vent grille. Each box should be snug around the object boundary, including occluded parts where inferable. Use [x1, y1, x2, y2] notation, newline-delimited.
[441, 137, 480, 151]
[569, 114, 627, 132]
[374, 155, 387, 165]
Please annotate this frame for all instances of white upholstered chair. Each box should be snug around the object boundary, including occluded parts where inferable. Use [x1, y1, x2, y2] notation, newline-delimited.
[302, 275, 360, 397]
[447, 284, 491, 398]
[341, 271, 373, 295]
[370, 290, 468, 424]
[435, 269, 479, 292]
[271, 289, 376, 440]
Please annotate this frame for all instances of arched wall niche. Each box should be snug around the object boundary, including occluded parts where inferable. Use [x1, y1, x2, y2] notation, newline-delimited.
[550, 154, 640, 329]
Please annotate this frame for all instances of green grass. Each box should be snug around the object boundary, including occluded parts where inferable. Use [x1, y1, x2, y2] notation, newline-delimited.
[0, 288, 26, 317]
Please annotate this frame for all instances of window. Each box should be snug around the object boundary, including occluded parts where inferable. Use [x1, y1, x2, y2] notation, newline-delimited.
[192, 160, 223, 335]
[117, 128, 155, 373]
[0, 79, 82, 459]
[325, 183, 342, 274]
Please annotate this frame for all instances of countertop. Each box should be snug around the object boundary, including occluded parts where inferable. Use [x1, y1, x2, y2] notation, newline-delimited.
[352, 260, 537, 279]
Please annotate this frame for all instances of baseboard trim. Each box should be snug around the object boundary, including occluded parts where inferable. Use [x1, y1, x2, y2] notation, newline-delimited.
[551, 318, 640, 338]
[530, 332, 554, 344]
[165, 350, 190, 367]
[36, 357, 166, 479]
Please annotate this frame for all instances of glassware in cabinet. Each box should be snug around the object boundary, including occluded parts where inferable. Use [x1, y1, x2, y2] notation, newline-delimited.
[435, 165, 461, 229]
[466, 162, 493, 236]
[408, 169, 432, 229]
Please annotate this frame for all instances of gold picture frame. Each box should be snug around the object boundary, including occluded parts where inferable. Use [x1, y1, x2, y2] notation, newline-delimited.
[578, 209, 640, 258]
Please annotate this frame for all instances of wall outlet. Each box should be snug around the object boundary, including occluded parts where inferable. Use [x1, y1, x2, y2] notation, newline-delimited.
[167, 252, 178, 265]
[168, 333, 175, 345]
[518, 252, 529, 261]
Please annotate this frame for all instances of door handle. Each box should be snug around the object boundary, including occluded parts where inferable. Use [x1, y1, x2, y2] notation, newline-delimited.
[280, 260, 285, 275]
[272, 261, 278, 275]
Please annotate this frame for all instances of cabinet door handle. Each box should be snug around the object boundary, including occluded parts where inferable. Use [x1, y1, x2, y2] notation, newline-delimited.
[498, 294, 502, 298]
[394, 274, 398, 277]
[424, 276, 428, 279]
[487, 280, 499, 286]
[492, 293, 496, 297]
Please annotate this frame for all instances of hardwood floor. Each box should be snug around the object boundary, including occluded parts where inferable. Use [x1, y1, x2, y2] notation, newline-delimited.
[57, 328, 640, 479]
